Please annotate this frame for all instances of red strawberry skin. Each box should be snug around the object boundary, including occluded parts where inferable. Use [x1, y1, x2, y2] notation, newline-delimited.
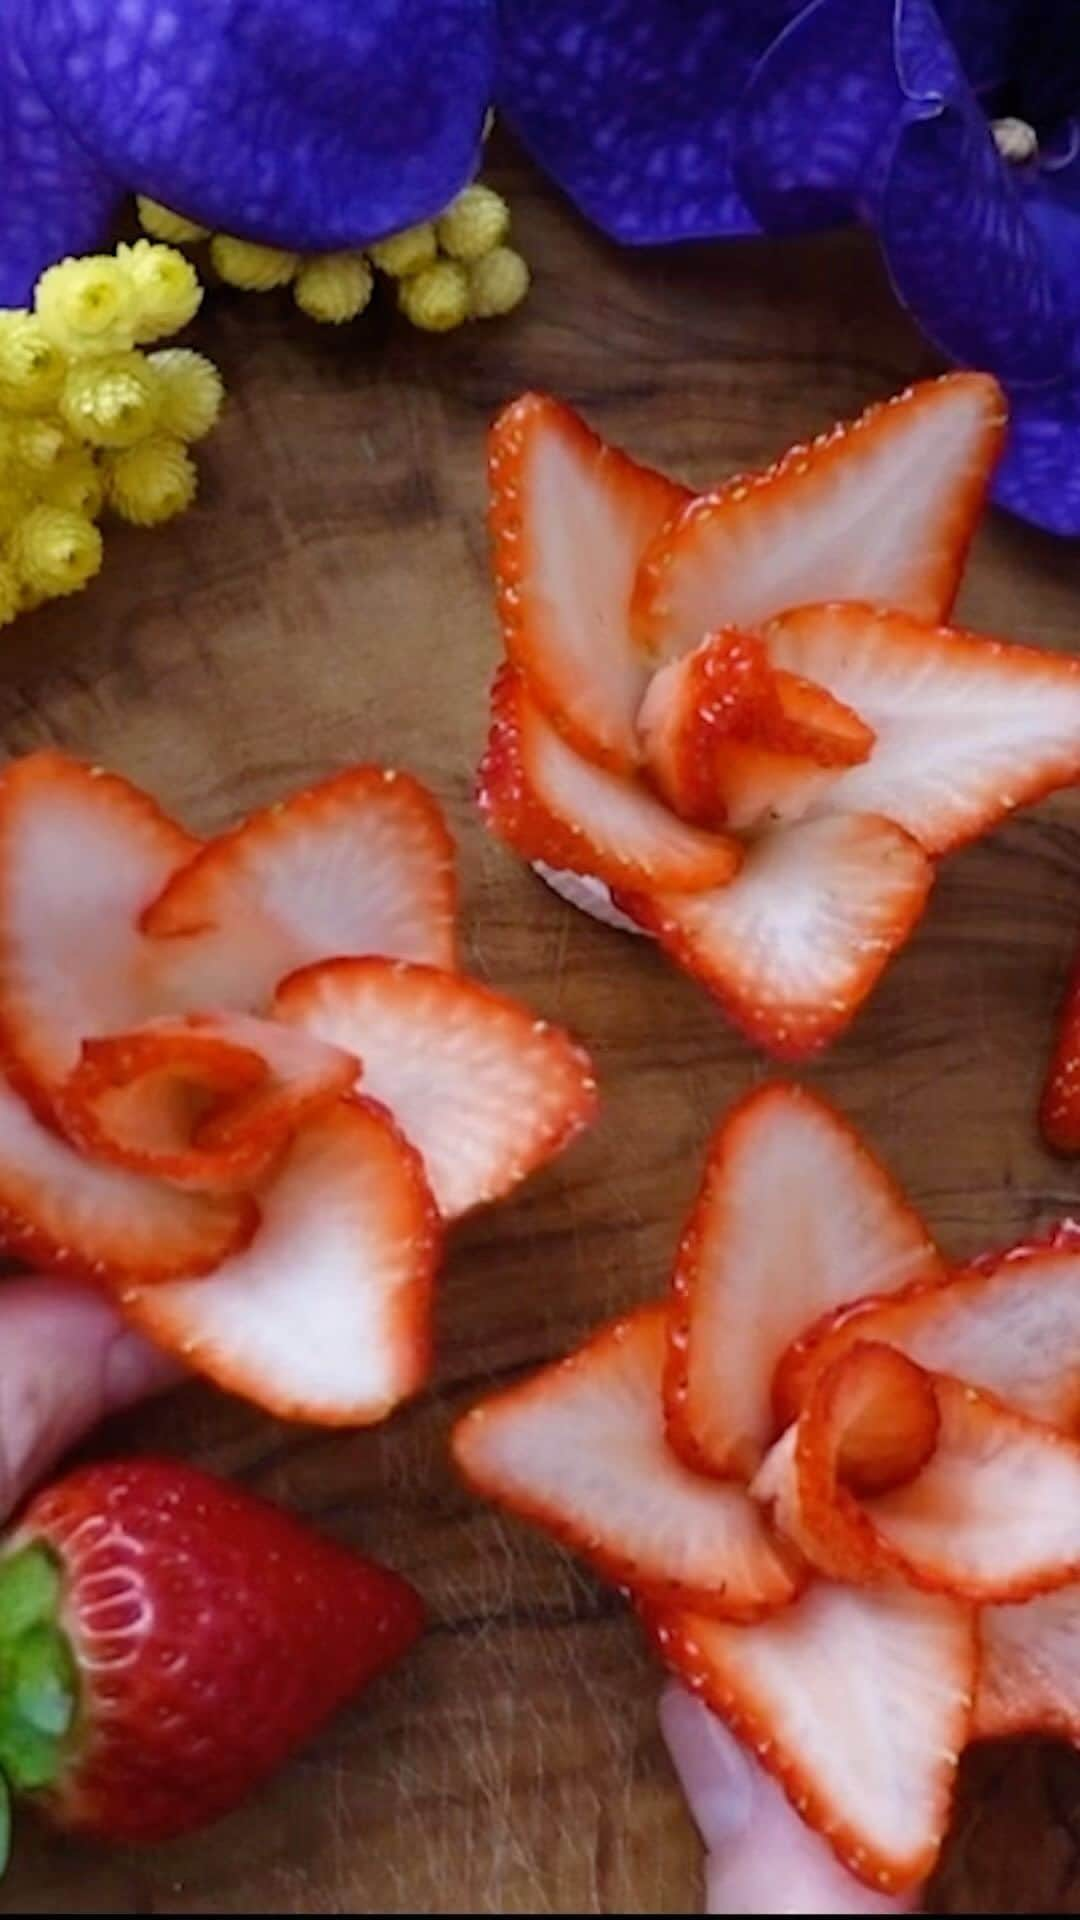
[15, 1458, 423, 1844]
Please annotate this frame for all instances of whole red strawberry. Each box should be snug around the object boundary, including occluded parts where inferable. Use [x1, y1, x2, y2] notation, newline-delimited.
[0, 1457, 423, 1853]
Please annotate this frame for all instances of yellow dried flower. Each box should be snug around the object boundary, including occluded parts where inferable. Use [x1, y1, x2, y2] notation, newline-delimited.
[11, 505, 103, 597]
[397, 259, 469, 332]
[293, 253, 373, 324]
[117, 239, 203, 342]
[39, 448, 106, 521]
[11, 417, 72, 474]
[61, 353, 161, 448]
[210, 235, 300, 291]
[370, 223, 437, 278]
[136, 197, 209, 245]
[437, 184, 510, 263]
[0, 312, 67, 413]
[0, 472, 30, 536]
[106, 434, 197, 525]
[0, 558, 20, 627]
[146, 348, 224, 441]
[35, 255, 138, 357]
[468, 246, 530, 319]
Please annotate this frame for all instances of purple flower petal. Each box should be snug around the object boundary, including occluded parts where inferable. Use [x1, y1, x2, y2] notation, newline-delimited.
[497, 0, 803, 243]
[934, 0, 1024, 94]
[0, 37, 122, 306]
[14, 0, 493, 251]
[880, 100, 1070, 386]
[735, 0, 909, 232]
[992, 380, 1080, 534]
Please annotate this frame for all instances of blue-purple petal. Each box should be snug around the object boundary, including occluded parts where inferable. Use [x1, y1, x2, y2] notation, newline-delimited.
[735, 0, 908, 232]
[993, 380, 1080, 535]
[14, 0, 493, 251]
[880, 100, 1070, 386]
[932, 0, 1023, 95]
[0, 36, 122, 306]
[497, 0, 804, 244]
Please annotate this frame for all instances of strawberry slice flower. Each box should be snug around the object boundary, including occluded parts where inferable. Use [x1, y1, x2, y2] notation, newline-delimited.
[477, 378, 1080, 1059]
[453, 1083, 1080, 1895]
[0, 751, 598, 1425]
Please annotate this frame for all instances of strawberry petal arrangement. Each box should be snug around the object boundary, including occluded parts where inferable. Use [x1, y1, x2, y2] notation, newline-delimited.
[477, 375, 1080, 1058]
[454, 1083, 1080, 1894]
[0, 750, 596, 1424]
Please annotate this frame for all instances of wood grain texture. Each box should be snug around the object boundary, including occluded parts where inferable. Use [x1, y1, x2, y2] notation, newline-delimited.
[5, 137, 1080, 1913]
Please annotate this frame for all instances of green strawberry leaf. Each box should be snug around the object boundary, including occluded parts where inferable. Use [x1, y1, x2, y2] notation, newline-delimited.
[0, 1546, 60, 1641]
[9, 1625, 76, 1739]
[0, 1713, 59, 1793]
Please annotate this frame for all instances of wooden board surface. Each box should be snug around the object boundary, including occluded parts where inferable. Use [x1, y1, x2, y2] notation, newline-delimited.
[6, 139, 1080, 1914]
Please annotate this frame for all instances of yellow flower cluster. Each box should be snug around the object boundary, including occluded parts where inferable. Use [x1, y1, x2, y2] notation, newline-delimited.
[0, 242, 224, 626]
[136, 166, 530, 337]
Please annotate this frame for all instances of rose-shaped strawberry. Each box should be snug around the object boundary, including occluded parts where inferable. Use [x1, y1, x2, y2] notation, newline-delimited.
[0, 751, 597, 1423]
[454, 1084, 1080, 1892]
[477, 381, 1080, 1058]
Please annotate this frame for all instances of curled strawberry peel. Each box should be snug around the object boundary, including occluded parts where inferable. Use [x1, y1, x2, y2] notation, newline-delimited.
[479, 379, 1080, 1057]
[0, 753, 598, 1424]
[455, 1082, 1080, 1892]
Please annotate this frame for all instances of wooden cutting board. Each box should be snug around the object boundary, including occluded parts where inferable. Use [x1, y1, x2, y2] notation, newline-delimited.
[6, 140, 1080, 1915]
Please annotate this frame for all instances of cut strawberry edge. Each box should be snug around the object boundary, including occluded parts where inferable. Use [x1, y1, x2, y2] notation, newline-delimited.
[662, 1082, 944, 1482]
[616, 811, 934, 1060]
[141, 766, 459, 1009]
[0, 1071, 257, 1285]
[641, 1583, 976, 1894]
[0, 751, 199, 1122]
[452, 1304, 803, 1620]
[478, 665, 743, 894]
[636, 628, 776, 825]
[273, 956, 597, 1220]
[54, 1014, 360, 1191]
[632, 372, 1007, 660]
[111, 1096, 440, 1424]
[974, 1588, 1080, 1742]
[762, 600, 1080, 857]
[763, 1342, 1080, 1603]
[773, 1239, 1080, 1438]
[490, 391, 691, 774]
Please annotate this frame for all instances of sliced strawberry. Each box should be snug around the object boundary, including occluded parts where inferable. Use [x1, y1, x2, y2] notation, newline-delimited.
[55, 1013, 358, 1190]
[273, 958, 596, 1219]
[974, 1588, 1080, 1741]
[0, 752, 198, 1114]
[636, 629, 775, 824]
[0, 1072, 255, 1284]
[763, 601, 1080, 855]
[1040, 950, 1080, 1153]
[775, 1244, 1080, 1436]
[477, 666, 742, 894]
[662, 1084, 943, 1480]
[490, 393, 690, 773]
[113, 1099, 440, 1424]
[452, 1305, 801, 1619]
[633, 373, 1006, 660]
[645, 1580, 975, 1892]
[758, 1342, 1080, 1601]
[619, 811, 934, 1058]
[143, 767, 457, 1006]
[638, 632, 875, 832]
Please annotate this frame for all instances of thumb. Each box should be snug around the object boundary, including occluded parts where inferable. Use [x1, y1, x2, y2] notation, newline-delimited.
[660, 1684, 919, 1915]
[0, 1275, 180, 1523]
